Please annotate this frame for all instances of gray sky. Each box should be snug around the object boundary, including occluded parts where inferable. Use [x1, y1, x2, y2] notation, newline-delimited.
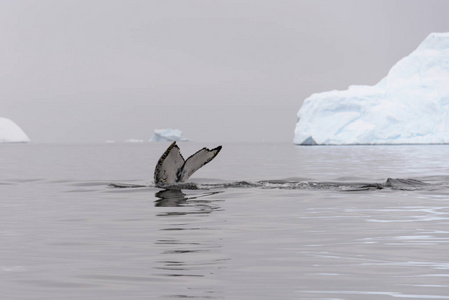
[2, 0, 449, 143]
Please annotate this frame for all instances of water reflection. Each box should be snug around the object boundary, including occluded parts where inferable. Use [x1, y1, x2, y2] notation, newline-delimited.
[154, 189, 223, 210]
[153, 189, 226, 299]
[154, 189, 188, 207]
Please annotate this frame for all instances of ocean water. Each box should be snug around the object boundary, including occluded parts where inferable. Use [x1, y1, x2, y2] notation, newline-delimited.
[1, 142, 449, 299]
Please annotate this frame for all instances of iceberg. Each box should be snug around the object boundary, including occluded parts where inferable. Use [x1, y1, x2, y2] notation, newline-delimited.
[124, 139, 144, 143]
[150, 129, 188, 142]
[294, 32, 449, 145]
[0, 117, 30, 143]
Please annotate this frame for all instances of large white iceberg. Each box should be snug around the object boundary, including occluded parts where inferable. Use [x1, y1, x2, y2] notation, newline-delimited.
[294, 32, 449, 145]
[150, 128, 188, 142]
[0, 117, 30, 143]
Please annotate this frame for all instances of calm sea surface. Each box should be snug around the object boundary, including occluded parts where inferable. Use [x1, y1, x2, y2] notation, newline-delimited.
[1, 142, 449, 299]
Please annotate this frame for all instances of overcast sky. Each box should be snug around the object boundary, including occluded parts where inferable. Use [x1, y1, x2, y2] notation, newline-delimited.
[2, 0, 449, 143]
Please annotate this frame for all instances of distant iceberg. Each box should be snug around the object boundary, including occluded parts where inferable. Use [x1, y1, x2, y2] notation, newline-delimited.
[124, 139, 144, 143]
[294, 32, 449, 145]
[0, 117, 30, 143]
[150, 129, 188, 142]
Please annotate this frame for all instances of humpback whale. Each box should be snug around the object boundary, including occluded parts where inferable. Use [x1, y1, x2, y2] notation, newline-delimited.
[154, 142, 222, 187]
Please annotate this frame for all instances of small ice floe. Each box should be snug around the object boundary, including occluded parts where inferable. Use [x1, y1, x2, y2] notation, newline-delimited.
[124, 139, 144, 143]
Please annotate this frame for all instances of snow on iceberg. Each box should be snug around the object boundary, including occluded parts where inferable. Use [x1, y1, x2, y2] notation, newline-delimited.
[0, 117, 30, 143]
[294, 32, 449, 145]
[150, 129, 188, 142]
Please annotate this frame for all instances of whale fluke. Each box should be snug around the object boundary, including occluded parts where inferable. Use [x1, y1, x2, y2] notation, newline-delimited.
[154, 142, 222, 187]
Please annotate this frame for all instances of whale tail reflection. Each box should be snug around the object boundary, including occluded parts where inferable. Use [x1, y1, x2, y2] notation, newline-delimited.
[155, 189, 188, 207]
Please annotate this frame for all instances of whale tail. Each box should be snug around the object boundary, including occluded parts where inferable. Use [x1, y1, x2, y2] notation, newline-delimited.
[154, 142, 222, 187]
